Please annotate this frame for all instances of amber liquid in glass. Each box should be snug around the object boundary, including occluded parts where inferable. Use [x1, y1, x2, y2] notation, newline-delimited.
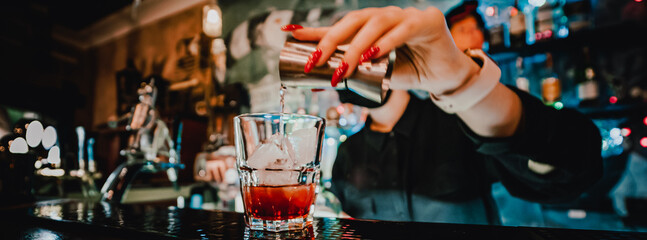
[243, 183, 316, 221]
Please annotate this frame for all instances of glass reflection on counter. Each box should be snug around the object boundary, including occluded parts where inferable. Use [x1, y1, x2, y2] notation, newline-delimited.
[34, 204, 63, 221]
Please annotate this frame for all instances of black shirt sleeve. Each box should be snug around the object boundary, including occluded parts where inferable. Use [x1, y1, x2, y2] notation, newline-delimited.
[459, 86, 603, 204]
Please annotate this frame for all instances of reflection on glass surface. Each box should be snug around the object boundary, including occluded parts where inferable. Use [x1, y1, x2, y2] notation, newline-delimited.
[34, 205, 63, 221]
[244, 225, 315, 240]
[23, 228, 63, 240]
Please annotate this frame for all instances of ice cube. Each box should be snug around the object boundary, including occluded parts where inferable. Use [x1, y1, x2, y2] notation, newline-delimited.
[288, 128, 318, 167]
[246, 134, 290, 169]
[246, 133, 298, 186]
[257, 169, 295, 186]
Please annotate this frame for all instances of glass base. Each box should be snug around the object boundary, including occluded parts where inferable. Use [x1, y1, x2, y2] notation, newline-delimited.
[244, 225, 315, 239]
[246, 215, 311, 232]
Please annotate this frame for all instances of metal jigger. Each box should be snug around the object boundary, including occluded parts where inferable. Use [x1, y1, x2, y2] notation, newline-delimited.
[279, 37, 394, 104]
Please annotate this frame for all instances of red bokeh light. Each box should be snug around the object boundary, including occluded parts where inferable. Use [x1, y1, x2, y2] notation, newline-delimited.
[535, 30, 553, 41]
[510, 7, 518, 17]
[622, 128, 632, 137]
[641, 137, 647, 148]
[609, 96, 618, 104]
[486, 7, 496, 16]
[336, 105, 345, 114]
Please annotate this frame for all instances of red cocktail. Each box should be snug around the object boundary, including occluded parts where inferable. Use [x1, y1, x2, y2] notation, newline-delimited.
[243, 183, 316, 221]
[235, 113, 325, 232]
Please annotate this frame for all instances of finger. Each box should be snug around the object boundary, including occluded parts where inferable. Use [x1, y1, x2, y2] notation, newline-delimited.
[371, 19, 419, 59]
[207, 167, 217, 182]
[217, 165, 226, 183]
[372, 7, 441, 59]
[214, 166, 223, 182]
[342, 11, 404, 78]
[291, 27, 330, 41]
[315, 11, 372, 66]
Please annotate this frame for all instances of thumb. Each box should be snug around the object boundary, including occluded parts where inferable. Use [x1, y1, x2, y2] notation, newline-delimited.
[389, 47, 424, 91]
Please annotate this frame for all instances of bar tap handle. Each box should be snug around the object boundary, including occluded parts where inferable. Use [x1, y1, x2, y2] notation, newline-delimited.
[87, 138, 96, 173]
[75, 126, 86, 171]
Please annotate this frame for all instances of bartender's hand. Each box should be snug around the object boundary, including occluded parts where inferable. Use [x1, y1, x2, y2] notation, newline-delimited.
[284, 6, 479, 96]
[283, 6, 523, 138]
[206, 157, 235, 183]
[195, 153, 236, 183]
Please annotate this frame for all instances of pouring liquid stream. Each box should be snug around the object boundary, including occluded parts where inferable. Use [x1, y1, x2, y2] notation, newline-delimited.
[279, 84, 287, 150]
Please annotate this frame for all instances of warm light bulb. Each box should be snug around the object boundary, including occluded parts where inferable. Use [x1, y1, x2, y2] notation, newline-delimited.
[207, 9, 220, 24]
[203, 5, 222, 38]
[9, 137, 28, 154]
[48, 146, 61, 165]
[42, 126, 57, 150]
[26, 120, 44, 148]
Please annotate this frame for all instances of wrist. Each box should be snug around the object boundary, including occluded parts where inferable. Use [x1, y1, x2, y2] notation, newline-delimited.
[430, 50, 480, 96]
[430, 49, 501, 113]
[440, 51, 481, 95]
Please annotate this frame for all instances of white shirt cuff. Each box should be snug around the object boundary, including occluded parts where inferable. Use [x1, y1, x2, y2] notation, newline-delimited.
[430, 49, 501, 113]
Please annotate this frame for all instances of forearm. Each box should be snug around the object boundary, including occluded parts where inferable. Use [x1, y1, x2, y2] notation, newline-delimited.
[433, 51, 523, 138]
[456, 83, 523, 137]
[459, 88, 603, 203]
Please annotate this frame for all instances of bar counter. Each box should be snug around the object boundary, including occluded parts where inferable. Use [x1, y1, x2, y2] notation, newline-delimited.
[1, 199, 646, 239]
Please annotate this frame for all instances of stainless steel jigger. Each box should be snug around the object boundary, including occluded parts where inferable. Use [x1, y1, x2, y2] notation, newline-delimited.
[279, 37, 394, 104]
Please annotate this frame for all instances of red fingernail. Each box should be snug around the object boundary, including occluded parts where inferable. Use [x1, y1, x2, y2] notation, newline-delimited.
[331, 61, 348, 87]
[304, 48, 322, 73]
[281, 24, 303, 31]
[359, 46, 380, 62]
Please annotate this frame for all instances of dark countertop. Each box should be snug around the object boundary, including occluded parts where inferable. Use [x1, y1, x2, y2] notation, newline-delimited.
[2, 199, 647, 240]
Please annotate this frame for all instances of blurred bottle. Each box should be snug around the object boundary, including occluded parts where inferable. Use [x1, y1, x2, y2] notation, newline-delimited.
[534, 2, 554, 42]
[489, 24, 506, 51]
[564, 0, 592, 33]
[552, 0, 569, 38]
[541, 53, 562, 107]
[509, 0, 527, 49]
[515, 57, 530, 92]
[576, 47, 600, 108]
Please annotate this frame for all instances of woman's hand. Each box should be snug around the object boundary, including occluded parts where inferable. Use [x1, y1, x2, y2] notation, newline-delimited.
[283, 6, 522, 138]
[194, 152, 236, 183]
[283, 6, 479, 96]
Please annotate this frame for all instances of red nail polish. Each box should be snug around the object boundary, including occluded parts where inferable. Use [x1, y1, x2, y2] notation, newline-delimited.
[360, 46, 380, 62]
[304, 49, 322, 73]
[331, 61, 348, 87]
[281, 24, 303, 31]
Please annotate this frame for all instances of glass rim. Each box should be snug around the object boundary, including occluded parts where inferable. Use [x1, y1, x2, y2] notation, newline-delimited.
[234, 112, 324, 121]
